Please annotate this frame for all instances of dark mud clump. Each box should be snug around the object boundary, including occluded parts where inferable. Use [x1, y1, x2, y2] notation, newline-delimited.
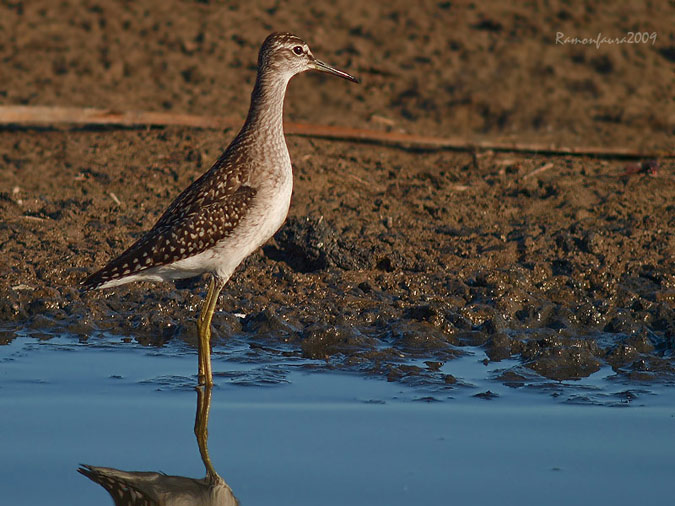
[0, 1, 674, 390]
[265, 216, 374, 272]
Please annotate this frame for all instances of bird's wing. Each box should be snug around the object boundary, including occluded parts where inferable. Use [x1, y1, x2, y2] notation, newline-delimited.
[77, 465, 158, 506]
[155, 148, 248, 229]
[82, 185, 257, 289]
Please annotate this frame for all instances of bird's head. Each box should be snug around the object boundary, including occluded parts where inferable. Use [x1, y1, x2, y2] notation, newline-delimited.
[258, 32, 359, 83]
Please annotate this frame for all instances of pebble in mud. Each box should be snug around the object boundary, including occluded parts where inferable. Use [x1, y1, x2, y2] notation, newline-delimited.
[300, 323, 377, 360]
[485, 333, 516, 361]
[521, 336, 602, 380]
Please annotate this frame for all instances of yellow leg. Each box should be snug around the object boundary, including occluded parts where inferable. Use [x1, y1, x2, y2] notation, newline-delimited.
[197, 276, 225, 386]
[194, 384, 220, 483]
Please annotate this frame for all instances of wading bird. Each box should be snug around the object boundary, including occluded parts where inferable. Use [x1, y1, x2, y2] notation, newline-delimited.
[82, 33, 359, 385]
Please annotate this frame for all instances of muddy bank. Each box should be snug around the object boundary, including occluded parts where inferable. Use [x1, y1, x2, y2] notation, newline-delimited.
[1, 128, 673, 387]
[0, 0, 674, 389]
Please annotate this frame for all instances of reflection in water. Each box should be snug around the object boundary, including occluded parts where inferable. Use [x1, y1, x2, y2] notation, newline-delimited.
[78, 386, 238, 505]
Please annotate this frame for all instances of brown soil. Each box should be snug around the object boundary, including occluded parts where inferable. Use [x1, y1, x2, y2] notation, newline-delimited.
[1, 1, 673, 387]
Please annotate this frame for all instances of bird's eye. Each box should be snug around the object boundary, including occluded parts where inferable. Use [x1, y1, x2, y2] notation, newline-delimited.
[292, 46, 304, 55]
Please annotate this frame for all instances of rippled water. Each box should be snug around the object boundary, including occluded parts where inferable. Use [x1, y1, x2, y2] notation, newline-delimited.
[1, 335, 673, 505]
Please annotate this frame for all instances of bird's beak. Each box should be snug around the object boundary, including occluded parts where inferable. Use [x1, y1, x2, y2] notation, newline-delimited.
[310, 58, 360, 83]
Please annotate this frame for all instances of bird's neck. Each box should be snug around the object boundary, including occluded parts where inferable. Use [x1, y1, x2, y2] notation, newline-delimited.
[240, 68, 291, 139]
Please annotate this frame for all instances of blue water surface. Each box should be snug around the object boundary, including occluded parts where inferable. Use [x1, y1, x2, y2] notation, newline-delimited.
[0, 335, 673, 506]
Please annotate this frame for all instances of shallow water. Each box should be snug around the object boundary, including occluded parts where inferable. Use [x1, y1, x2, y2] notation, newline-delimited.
[1, 335, 673, 506]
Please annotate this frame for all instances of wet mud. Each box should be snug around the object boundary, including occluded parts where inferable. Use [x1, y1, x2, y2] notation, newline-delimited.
[0, 1, 673, 390]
